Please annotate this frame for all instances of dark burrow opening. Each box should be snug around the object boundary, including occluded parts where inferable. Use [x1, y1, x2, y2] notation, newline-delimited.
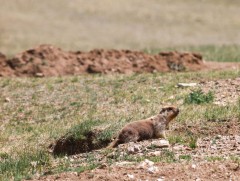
[49, 129, 112, 156]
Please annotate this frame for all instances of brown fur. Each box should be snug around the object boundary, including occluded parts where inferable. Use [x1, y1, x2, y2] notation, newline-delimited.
[107, 106, 179, 148]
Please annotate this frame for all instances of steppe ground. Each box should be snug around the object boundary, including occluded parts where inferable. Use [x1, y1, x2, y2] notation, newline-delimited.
[0, 1, 240, 180]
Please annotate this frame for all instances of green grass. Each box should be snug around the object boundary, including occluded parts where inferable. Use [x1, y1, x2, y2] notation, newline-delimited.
[145, 45, 240, 62]
[0, 150, 50, 181]
[189, 136, 198, 149]
[204, 104, 239, 122]
[179, 155, 192, 161]
[205, 156, 225, 162]
[68, 119, 102, 140]
[184, 89, 214, 105]
[0, 69, 240, 180]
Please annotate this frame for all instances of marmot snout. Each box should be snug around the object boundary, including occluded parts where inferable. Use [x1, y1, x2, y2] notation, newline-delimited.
[107, 106, 179, 148]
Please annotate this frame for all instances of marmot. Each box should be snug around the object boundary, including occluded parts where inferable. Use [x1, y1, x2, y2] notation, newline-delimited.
[107, 106, 179, 148]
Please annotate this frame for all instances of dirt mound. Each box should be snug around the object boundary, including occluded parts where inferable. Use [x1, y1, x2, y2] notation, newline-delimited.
[0, 45, 206, 77]
[0, 52, 14, 76]
[5, 45, 81, 77]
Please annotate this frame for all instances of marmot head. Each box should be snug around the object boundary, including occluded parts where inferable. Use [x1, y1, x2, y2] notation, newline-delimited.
[159, 106, 179, 122]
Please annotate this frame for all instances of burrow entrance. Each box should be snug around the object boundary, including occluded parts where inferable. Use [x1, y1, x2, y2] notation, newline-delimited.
[49, 129, 112, 156]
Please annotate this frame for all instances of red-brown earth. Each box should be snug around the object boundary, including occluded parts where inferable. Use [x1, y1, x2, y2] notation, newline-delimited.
[1, 44, 239, 77]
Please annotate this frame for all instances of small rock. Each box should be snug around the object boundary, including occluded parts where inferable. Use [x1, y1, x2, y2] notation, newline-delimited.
[138, 159, 154, 169]
[147, 166, 159, 174]
[177, 83, 197, 88]
[87, 173, 94, 179]
[150, 140, 170, 148]
[147, 151, 161, 156]
[127, 174, 135, 179]
[73, 172, 78, 176]
[192, 164, 197, 169]
[157, 177, 165, 181]
[4, 97, 10, 102]
[99, 163, 107, 169]
[35, 72, 44, 77]
[127, 144, 141, 154]
[144, 159, 154, 166]
[168, 95, 175, 99]
[115, 161, 134, 166]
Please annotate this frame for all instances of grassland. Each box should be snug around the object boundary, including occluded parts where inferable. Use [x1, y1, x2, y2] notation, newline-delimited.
[1, 0, 240, 180]
[0, 68, 240, 180]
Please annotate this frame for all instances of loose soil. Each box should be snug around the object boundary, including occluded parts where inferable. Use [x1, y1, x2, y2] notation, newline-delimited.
[1, 44, 239, 77]
[200, 77, 240, 106]
[37, 119, 240, 181]
[40, 77, 240, 181]
[33, 161, 240, 181]
[32, 134, 240, 181]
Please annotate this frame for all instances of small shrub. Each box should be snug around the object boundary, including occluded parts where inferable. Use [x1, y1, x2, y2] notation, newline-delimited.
[160, 150, 176, 163]
[184, 89, 214, 104]
[189, 136, 198, 149]
[179, 155, 191, 161]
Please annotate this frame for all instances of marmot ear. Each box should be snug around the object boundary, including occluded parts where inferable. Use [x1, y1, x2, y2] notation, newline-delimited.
[159, 108, 166, 114]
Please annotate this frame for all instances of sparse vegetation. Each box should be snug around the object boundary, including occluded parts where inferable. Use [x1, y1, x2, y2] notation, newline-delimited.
[0, 150, 50, 181]
[184, 89, 214, 105]
[1, 1, 240, 179]
[146, 45, 240, 62]
[189, 136, 198, 149]
[205, 156, 224, 162]
[204, 105, 237, 121]
[0, 0, 240, 180]
[0, 69, 240, 180]
[179, 155, 191, 161]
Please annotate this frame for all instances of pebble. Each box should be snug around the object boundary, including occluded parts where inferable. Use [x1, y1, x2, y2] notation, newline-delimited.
[127, 144, 141, 154]
[156, 177, 165, 181]
[127, 174, 135, 179]
[191, 164, 197, 169]
[177, 83, 197, 88]
[150, 140, 170, 148]
[147, 166, 159, 174]
[4, 97, 10, 102]
[137, 159, 154, 169]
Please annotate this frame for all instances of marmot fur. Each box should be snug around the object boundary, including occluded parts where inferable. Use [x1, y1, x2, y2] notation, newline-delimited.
[107, 106, 179, 148]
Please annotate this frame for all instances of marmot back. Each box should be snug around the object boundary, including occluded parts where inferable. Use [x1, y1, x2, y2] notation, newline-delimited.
[107, 106, 179, 148]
